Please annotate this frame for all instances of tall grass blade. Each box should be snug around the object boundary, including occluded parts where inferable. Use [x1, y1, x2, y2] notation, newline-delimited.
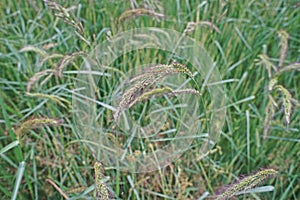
[11, 161, 26, 200]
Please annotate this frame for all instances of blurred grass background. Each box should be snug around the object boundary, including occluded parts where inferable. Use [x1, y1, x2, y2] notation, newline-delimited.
[0, 0, 299, 199]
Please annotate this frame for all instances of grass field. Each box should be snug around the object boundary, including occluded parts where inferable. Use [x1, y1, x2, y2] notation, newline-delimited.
[0, 0, 299, 199]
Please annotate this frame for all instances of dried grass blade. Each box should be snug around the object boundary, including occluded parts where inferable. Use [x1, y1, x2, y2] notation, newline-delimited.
[27, 69, 55, 92]
[278, 62, 300, 73]
[56, 51, 86, 77]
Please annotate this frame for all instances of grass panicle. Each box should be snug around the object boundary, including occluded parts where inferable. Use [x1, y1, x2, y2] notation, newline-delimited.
[118, 8, 165, 26]
[26, 92, 71, 108]
[277, 30, 289, 68]
[44, 0, 90, 45]
[128, 87, 201, 108]
[275, 85, 292, 124]
[94, 162, 114, 200]
[184, 21, 221, 34]
[129, 62, 193, 83]
[256, 29, 297, 137]
[114, 62, 195, 123]
[216, 168, 278, 200]
[113, 74, 157, 123]
[25, 50, 86, 92]
[14, 117, 64, 141]
[268, 77, 278, 91]
[40, 53, 64, 67]
[255, 54, 277, 78]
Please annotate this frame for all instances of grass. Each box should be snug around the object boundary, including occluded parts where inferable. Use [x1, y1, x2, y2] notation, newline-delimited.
[0, 0, 299, 199]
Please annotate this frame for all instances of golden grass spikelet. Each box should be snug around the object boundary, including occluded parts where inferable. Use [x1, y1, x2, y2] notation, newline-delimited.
[268, 77, 278, 91]
[275, 85, 292, 124]
[14, 117, 64, 140]
[173, 88, 201, 95]
[94, 162, 108, 199]
[128, 87, 173, 108]
[171, 62, 194, 77]
[277, 30, 289, 68]
[26, 92, 71, 108]
[42, 42, 58, 50]
[216, 168, 278, 200]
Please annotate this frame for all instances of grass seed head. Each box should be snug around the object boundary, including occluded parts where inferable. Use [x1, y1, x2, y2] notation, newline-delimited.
[114, 62, 195, 123]
[118, 8, 165, 26]
[94, 162, 115, 200]
[184, 21, 221, 34]
[216, 168, 278, 200]
[277, 30, 289, 68]
[255, 54, 277, 78]
[275, 85, 292, 124]
[14, 117, 64, 141]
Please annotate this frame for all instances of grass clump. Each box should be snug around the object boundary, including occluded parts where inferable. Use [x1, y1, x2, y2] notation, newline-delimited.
[255, 30, 299, 138]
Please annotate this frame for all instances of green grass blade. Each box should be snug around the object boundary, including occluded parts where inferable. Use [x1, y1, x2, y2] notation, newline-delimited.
[11, 161, 26, 200]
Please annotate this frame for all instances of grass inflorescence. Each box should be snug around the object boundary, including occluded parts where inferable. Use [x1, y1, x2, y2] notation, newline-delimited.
[94, 162, 115, 200]
[216, 168, 278, 200]
[14, 117, 64, 140]
[255, 29, 299, 138]
[113, 62, 197, 123]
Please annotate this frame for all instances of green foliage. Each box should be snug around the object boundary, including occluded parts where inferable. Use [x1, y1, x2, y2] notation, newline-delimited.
[0, 0, 299, 199]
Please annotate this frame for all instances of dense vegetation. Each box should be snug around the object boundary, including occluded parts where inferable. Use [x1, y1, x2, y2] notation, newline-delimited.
[0, 0, 299, 199]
